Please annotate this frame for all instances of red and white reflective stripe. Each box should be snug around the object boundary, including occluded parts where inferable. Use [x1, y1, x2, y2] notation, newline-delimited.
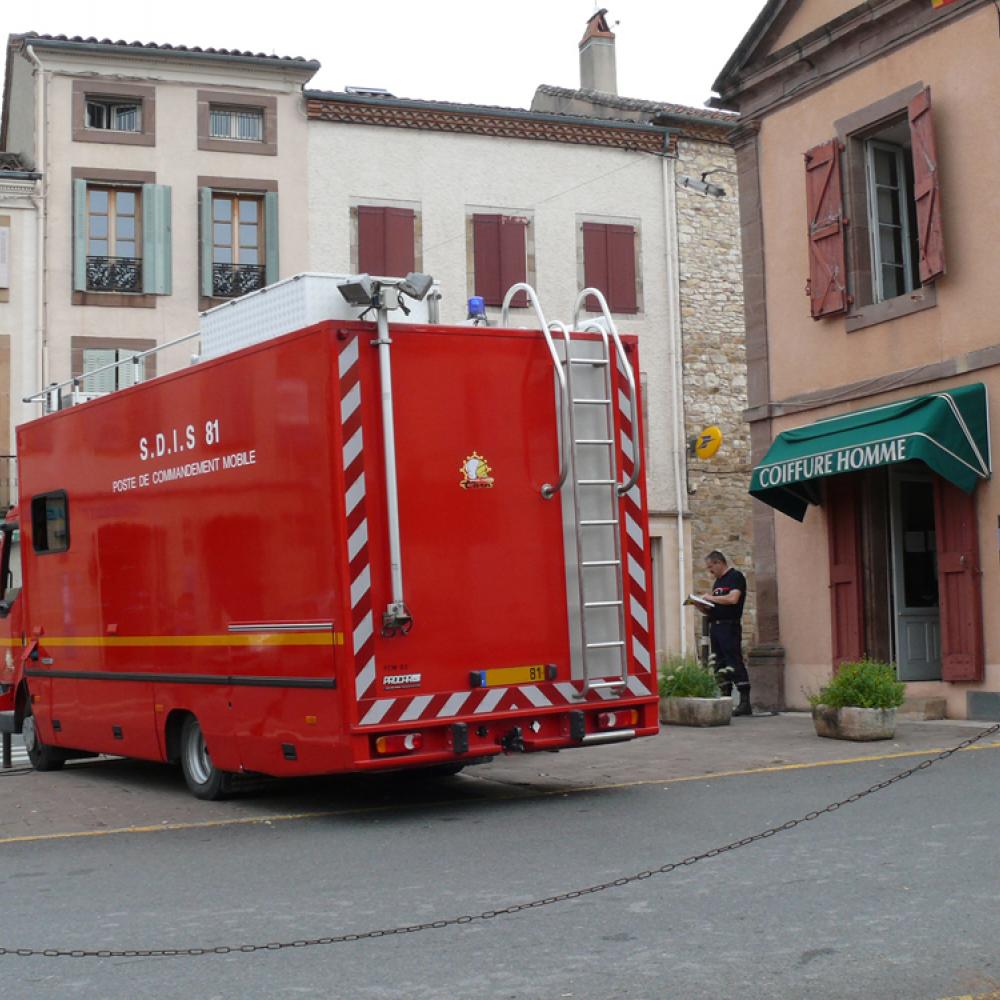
[616, 359, 653, 676]
[356, 679, 651, 727]
[340, 336, 377, 701]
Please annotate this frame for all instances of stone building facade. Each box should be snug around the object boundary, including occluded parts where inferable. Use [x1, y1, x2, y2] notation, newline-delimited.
[533, 81, 754, 653]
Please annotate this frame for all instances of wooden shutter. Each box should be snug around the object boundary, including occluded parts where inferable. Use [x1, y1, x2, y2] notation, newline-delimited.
[358, 206, 415, 277]
[384, 207, 415, 277]
[804, 139, 848, 319]
[933, 479, 983, 682]
[826, 476, 864, 667]
[474, 214, 527, 307]
[141, 184, 172, 296]
[582, 222, 609, 313]
[73, 179, 88, 292]
[472, 214, 502, 305]
[199, 187, 213, 298]
[264, 191, 279, 286]
[908, 87, 946, 284]
[607, 224, 638, 314]
[499, 216, 528, 307]
[583, 222, 638, 314]
[357, 206, 386, 276]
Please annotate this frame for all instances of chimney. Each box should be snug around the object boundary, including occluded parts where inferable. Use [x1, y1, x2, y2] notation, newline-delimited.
[579, 8, 617, 95]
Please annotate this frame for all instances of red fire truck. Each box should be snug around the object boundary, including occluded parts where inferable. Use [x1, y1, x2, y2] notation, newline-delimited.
[0, 274, 658, 798]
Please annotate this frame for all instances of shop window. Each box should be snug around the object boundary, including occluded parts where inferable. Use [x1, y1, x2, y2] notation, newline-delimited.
[31, 492, 69, 554]
[581, 220, 639, 314]
[356, 205, 417, 277]
[199, 187, 278, 299]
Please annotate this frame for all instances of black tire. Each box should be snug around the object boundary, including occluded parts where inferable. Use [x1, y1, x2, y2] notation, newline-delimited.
[179, 715, 235, 800]
[22, 701, 67, 772]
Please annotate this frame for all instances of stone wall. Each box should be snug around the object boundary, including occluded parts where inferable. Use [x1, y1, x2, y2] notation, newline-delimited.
[675, 138, 755, 648]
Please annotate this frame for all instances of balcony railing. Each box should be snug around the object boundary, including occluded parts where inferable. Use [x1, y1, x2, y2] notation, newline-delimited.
[86, 256, 142, 293]
[212, 263, 266, 298]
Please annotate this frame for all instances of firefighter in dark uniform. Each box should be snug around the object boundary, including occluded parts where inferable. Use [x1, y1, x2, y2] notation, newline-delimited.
[699, 550, 752, 717]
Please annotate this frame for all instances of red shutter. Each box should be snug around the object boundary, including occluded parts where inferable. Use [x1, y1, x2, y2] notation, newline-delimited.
[908, 87, 946, 284]
[498, 215, 528, 308]
[384, 207, 415, 277]
[357, 206, 385, 276]
[472, 214, 502, 305]
[826, 476, 864, 667]
[607, 224, 638, 314]
[357, 206, 415, 276]
[804, 139, 849, 319]
[582, 222, 608, 312]
[933, 479, 983, 682]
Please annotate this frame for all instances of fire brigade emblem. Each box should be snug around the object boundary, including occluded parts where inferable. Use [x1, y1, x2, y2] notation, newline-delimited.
[460, 452, 495, 489]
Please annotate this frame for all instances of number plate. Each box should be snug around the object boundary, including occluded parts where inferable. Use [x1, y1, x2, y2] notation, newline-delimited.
[474, 664, 550, 688]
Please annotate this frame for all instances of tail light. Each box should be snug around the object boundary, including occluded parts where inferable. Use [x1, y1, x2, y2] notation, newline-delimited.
[374, 733, 423, 755]
[596, 709, 639, 730]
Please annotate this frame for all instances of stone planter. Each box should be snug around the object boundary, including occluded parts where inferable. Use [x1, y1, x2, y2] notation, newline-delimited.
[660, 695, 733, 727]
[811, 704, 897, 741]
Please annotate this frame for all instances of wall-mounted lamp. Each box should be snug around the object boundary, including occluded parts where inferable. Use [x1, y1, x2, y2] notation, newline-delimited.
[678, 167, 736, 199]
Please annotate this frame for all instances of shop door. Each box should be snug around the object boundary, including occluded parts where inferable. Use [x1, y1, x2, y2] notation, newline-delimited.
[889, 472, 941, 681]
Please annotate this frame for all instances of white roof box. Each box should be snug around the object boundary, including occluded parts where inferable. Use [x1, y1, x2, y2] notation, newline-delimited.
[198, 272, 441, 360]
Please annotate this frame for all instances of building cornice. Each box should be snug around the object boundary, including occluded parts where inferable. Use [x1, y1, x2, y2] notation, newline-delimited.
[306, 93, 673, 154]
[712, 0, 989, 118]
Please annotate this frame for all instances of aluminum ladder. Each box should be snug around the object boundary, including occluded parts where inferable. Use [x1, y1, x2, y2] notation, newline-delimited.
[501, 284, 641, 693]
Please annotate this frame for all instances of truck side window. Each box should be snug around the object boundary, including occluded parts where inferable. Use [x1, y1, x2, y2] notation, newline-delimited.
[31, 492, 70, 554]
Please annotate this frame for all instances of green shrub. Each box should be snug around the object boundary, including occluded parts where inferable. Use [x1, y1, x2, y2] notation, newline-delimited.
[809, 659, 905, 710]
[659, 655, 721, 699]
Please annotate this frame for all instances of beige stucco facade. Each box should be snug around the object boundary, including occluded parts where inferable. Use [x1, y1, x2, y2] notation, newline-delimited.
[717, 0, 1000, 717]
[1, 36, 317, 430]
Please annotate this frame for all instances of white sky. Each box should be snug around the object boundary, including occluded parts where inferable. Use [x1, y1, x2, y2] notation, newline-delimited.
[2, 1, 763, 111]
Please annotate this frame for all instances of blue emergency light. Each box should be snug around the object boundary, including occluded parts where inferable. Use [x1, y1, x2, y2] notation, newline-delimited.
[467, 296, 486, 320]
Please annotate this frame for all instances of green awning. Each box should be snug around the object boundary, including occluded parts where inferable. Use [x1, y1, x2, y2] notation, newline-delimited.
[750, 383, 991, 520]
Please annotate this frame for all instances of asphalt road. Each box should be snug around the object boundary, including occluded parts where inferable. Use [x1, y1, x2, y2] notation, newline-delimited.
[1, 717, 998, 999]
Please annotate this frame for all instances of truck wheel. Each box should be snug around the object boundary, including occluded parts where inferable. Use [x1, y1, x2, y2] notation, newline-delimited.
[179, 716, 234, 800]
[22, 702, 66, 772]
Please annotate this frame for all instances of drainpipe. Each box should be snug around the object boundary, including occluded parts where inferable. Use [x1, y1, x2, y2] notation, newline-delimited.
[25, 45, 46, 415]
[660, 150, 688, 656]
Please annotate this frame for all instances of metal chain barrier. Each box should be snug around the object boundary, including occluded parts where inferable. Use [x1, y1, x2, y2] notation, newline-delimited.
[2, 721, 998, 960]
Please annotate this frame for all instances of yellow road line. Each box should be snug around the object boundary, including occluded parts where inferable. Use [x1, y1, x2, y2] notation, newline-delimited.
[1, 739, 997, 847]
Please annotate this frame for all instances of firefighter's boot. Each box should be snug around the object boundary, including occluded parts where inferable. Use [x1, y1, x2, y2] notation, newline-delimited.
[733, 686, 752, 717]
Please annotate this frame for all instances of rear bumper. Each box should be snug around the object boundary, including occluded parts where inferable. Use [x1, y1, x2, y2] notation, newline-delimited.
[351, 699, 659, 770]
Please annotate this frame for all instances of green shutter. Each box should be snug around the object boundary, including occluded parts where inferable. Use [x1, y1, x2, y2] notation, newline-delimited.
[73, 179, 87, 292]
[264, 191, 279, 285]
[200, 187, 213, 297]
[141, 184, 172, 295]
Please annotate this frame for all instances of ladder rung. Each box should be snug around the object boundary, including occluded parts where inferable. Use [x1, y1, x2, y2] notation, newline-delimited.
[582, 559, 620, 567]
[578, 479, 615, 486]
[568, 358, 610, 366]
[579, 519, 617, 526]
[574, 439, 614, 446]
[586, 641, 626, 649]
[584, 600, 624, 608]
[572, 398, 612, 405]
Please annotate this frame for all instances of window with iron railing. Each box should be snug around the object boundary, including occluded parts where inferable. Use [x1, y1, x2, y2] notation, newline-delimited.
[209, 106, 264, 142]
[211, 193, 265, 297]
[86, 186, 142, 293]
